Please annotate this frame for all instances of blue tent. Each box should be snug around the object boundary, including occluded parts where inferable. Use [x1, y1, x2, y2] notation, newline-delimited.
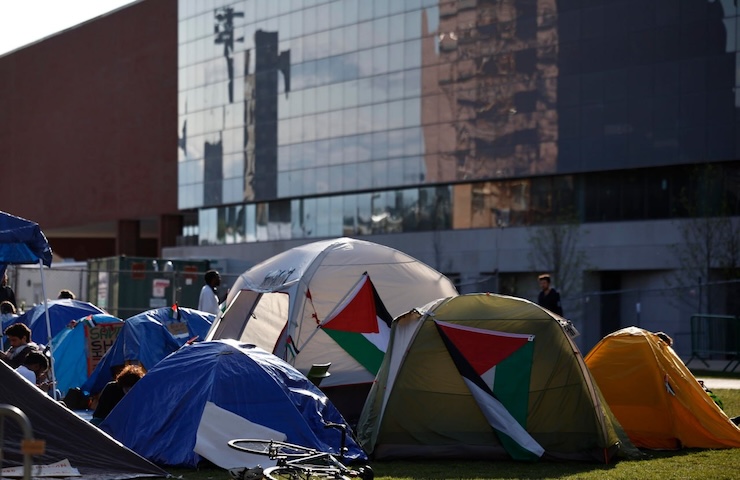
[100, 340, 367, 468]
[0, 210, 53, 277]
[82, 306, 214, 395]
[51, 314, 123, 396]
[16, 299, 107, 346]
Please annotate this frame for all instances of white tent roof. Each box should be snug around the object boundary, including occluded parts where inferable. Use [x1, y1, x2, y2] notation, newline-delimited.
[207, 237, 458, 387]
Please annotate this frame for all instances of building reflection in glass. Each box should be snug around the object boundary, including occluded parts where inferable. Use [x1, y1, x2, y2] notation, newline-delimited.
[423, 0, 559, 185]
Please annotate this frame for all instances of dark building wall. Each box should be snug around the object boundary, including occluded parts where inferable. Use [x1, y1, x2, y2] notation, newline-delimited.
[0, 0, 177, 239]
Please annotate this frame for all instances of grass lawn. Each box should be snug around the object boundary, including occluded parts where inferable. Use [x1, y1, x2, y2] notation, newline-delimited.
[167, 387, 740, 480]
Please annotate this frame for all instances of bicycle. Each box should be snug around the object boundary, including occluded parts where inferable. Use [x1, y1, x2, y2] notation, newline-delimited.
[227, 422, 373, 480]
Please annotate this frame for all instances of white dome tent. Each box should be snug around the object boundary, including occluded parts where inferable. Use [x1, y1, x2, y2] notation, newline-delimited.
[206, 237, 458, 420]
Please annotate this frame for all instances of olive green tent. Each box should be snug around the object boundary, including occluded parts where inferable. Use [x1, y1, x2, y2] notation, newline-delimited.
[357, 293, 638, 463]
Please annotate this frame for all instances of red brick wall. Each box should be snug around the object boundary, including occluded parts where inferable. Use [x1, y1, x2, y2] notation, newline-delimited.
[0, 0, 178, 255]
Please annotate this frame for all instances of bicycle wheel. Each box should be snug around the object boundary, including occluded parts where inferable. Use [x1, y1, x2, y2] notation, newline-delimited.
[263, 465, 350, 480]
[228, 439, 318, 458]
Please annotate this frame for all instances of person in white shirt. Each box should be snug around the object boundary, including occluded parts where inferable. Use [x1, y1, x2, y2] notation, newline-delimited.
[198, 270, 221, 315]
[16, 350, 49, 390]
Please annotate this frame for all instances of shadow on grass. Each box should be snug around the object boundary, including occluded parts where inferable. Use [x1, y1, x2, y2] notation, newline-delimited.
[366, 449, 719, 480]
[166, 449, 734, 480]
[371, 459, 613, 479]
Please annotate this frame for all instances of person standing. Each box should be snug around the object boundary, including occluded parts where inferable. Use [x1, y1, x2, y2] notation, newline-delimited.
[0, 272, 16, 310]
[537, 274, 563, 316]
[198, 269, 221, 315]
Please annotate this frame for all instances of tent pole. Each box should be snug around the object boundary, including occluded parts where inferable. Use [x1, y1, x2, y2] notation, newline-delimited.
[38, 259, 57, 400]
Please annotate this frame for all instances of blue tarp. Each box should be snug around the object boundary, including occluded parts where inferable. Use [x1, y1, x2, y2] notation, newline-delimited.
[100, 340, 367, 468]
[16, 299, 107, 346]
[82, 306, 214, 395]
[51, 314, 123, 396]
[0, 211, 53, 277]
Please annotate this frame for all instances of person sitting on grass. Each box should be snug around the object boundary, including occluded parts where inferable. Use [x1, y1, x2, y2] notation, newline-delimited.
[91, 364, 145, 426]
[16, 350, 48, 386]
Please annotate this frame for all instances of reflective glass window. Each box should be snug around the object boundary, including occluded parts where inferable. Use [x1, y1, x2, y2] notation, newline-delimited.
[388, 43, 405, 72]
[358, 77, 373, 105]
[304, 7, 318, 35]
[404, 11, 422, 41]
[389, 14, 405, 44]
[344, 107, 359, 135]
[372, 159, 389, 188]
[404, 68, 421, 98]
[387, 71, 404, 100]
[372, 102, 389, 132]
[342, 135, 358, 163]
[388, 100, 405, 130]
[302, 141, 317, 169]
[315, 166, 330, 194]
[330, 28, 344, 56]
[342, 162, 358, 191]
[374, 0, 390, 17]
[357, 133, 372, 161]
[316, 3, 330, 32]
[357, 162, 372, 190]
[316, 139, 330, 167]
[343, 80, 359, 107]
[357, 105, 373, 133]
[356, 193, 372, 234]
[403, 98, 421, 127]
[343, 194, 358, 235]
[358, 22, 374, 50]
[357, 49, 374, 78]
[330, 1, 344, 28]
[372, 131, 389, 160]
[302, 198, 318, 237]
[404, 156, 423, 184]
[358, 0, 373, 22]
[342, 26, 359, 55]
[329, 109, 344, 138]
[373, 16, 390, 47]
[372, 74, 389, 103]
[387, 129, 404, 157]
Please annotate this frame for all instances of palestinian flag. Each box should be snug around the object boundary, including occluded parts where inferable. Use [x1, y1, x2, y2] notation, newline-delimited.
[434, 320, 544, 461]
[169, 303, 181, 321]
[321, 274, 393, 376]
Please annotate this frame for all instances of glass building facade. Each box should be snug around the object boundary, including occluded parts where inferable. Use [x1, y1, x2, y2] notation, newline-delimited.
[178, 0, 740, 246]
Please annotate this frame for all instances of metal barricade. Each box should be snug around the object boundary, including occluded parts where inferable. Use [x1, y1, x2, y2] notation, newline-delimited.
[0, 404, 45, 480]
[687, 314, 740, 372]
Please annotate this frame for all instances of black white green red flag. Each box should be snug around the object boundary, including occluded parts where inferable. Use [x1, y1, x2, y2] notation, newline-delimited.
[434, 320, 543, 461]
[320, 273, 393, 376]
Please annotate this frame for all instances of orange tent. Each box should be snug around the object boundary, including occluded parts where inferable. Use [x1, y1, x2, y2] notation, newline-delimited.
[585, 326, 740, 449]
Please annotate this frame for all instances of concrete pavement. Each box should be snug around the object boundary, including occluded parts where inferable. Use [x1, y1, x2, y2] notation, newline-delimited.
[684, 358, 740, 389]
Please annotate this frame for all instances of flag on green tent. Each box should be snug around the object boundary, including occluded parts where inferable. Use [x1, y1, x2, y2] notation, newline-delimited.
[435, 320, 543, 461]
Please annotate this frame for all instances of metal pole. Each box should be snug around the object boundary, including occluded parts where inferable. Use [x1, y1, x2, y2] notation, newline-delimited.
[38, 260, 56, 400]
[0, 404, 37, 480]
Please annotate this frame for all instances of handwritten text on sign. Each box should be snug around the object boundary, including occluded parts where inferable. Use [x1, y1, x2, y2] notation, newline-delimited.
[85, 323, 124, 375]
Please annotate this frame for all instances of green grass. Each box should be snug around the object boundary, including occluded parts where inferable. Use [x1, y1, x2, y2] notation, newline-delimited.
[168, 389, 740, 480]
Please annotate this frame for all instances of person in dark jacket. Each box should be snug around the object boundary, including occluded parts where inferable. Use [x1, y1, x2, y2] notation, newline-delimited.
[0, 272, 16, 310]
[537, 274, 563, 316]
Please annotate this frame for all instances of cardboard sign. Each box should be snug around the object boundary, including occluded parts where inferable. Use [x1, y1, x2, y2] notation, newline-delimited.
[85, 322, 124, 375]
